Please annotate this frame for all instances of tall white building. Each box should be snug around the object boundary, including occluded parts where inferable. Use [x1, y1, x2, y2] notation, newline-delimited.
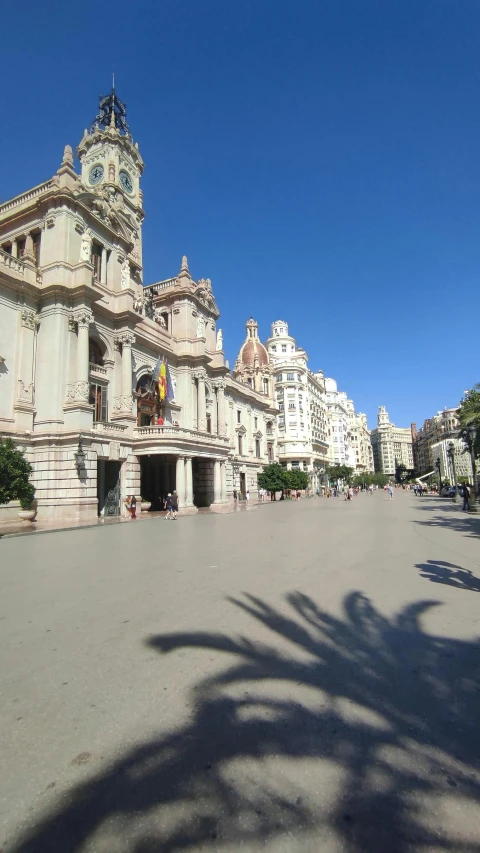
[266, 321, 329, 488]
[323, 379, 351, 466]
[371, 406, 414, 475]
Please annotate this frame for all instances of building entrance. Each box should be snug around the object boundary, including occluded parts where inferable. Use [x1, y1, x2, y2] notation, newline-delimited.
[140, 455, 176, 510]
[97, 460, 121, 516]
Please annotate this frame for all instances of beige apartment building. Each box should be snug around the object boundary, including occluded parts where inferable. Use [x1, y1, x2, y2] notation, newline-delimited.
[412, 407, 472, 482]
[0, 89, 277, 522]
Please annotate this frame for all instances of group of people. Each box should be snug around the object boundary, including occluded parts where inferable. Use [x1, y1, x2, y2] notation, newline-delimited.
[124, 492, 178, 520]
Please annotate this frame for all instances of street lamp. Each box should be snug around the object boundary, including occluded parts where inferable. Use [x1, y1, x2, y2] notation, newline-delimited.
[467, 424, 477, 512]
[435, 456, 442, 495]
[447, 441, 458, 503]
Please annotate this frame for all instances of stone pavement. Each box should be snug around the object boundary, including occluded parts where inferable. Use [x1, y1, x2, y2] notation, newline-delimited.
[1, 491, 479, 852]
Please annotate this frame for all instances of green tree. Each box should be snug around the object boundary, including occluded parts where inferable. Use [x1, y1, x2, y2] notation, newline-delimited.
[326, 464, 354, 485]
[0, 437, 35, 508]
[257, 463, 288, 498]
[284, 469, 309, 491]
[457, 386, 480, 458]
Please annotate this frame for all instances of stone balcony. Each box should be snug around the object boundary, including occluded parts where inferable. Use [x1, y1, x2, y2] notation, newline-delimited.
[0, 248, 41, 287]
[133, 424, 230, 454]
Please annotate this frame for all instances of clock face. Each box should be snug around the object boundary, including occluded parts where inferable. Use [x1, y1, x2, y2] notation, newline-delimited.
[119, 170, 133, 193]
[89, 164, 104, 185]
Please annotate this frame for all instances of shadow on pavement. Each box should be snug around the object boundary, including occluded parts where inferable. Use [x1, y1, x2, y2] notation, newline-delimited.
[416, 559, 480, 593]
[8, 592, 480, 853]
[413, 503, 480, 539]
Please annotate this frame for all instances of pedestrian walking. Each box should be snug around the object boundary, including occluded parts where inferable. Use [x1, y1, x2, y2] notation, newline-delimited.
[233, 489, 237, 501]
[462, 483, 471, 512]
[165, 493, 173, 519]
[170, 490, 178, 520]
[387, 484, 393, 501]
[246, 490, 250, 502]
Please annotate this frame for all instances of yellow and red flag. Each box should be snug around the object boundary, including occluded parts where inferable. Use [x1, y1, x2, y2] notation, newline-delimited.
[158, 359, 168, 402]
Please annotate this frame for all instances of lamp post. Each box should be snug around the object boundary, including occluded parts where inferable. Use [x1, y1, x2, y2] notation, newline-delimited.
[435, 456, 442, 495]
[467, 424, 477, 512]
[447, 442, 458, 503]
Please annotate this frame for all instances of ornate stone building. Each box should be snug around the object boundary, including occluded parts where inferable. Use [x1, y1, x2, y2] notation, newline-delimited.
[0, 90, 276, 521]
[371, 406, 414, 476]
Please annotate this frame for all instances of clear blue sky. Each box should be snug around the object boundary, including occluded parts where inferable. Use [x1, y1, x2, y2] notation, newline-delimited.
[1, 0, 479, 429]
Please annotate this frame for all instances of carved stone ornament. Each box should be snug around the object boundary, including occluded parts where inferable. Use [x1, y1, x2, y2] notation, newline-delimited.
[73, 309, 94, 328]
[65, 381, 90, 403]
[109, 441, 120, 461]
[216, 328, 223, 351]
[113, 395, 134, 412]
[196, 316, 205, 337]
[114, 331, 136, 348]
[153, 308, 166, 328]
[80, 230, 92, 262]
[20, 309, 39, 330]
[120, 259, 130, 290]
[17, 380, 34, 404]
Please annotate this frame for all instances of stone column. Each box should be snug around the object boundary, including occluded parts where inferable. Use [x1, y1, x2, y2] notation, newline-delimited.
[75, 309, 93, 400]
[11, 240, 18, 258]
[176, 456, 186, 506]
[185, 457, 194, 506]
[213, 459, 222, 504]
[217, 382, 226, 435]
[114, 332, 136, 413]
[220, 460, 227, 502]
[197, 373, 206, 431]
[101, 247, 107, 285]
[14, 308, 39, 429]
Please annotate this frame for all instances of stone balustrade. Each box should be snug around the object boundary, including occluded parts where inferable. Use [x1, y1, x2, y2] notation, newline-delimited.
[143, 278, 176, 295]
[0, 180, 52, 215]
[89, 362, 107, 377]
[134, 425, 230, 445]
[0, 249, 25, 276]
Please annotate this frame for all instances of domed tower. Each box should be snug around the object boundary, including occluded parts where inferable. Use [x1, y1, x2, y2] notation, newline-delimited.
[233, 318, 273, 396]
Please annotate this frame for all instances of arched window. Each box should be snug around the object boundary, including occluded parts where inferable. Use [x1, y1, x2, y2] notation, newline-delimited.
[136, 375, 159, 426]
[89, 338, 104, 366]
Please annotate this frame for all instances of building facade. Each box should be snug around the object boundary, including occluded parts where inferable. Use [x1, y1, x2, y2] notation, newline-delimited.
[412, 407, 472, 482]
[371, 406, 414, 476]
[0, 90, 276, 521]
[265, 320, 329, 490]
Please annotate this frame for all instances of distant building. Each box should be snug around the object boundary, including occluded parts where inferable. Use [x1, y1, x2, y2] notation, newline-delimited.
[412, 407, 472, 482]
[265, 320, 329, 490]
[371, 406, 414, 476]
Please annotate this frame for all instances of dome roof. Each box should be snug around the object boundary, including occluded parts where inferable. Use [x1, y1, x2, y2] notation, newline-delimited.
[237, 318, 269, 367]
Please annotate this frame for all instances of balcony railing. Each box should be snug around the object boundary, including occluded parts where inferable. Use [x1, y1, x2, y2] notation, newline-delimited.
[89, 362, 107, 377]
[0, 248, 25, 276]
[144, 278, 177, 295]
[134, 424, 229, 444]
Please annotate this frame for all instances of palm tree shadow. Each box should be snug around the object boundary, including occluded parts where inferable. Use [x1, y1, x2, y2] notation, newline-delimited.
[8, 591, 480, 853]
[416, 559, 480, 592]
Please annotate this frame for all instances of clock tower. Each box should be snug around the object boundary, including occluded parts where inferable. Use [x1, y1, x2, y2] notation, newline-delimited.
[77, 87, 145, 274]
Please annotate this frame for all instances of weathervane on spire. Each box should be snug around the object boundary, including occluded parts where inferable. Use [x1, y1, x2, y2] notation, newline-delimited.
[90, 77, 130, 135]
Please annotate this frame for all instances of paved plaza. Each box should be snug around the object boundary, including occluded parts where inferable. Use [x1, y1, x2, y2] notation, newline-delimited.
[1, 492, 480, 852]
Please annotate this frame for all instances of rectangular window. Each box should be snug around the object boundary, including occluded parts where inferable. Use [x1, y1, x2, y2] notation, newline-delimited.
[32, 232, 41, 266]
[255, 439, 261, 458]
[17, 238, 26, 258]
[276, 374, 283, 382]
[238, 434, 243, 455]
[92, 242, 102, 279]
[287, 373, 294, 381]
[282, 345, 287, 352]
[237, 409, 241, 424]
[291, 461, 299, 468]
[254, 417, 258, 429]
[89, 383, 107, 423]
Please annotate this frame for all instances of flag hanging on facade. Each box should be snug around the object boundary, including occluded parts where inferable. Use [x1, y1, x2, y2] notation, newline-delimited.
[158, 359, 168, 402]
[165, 360, 174, 402]
[150, 355, 162, 392]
